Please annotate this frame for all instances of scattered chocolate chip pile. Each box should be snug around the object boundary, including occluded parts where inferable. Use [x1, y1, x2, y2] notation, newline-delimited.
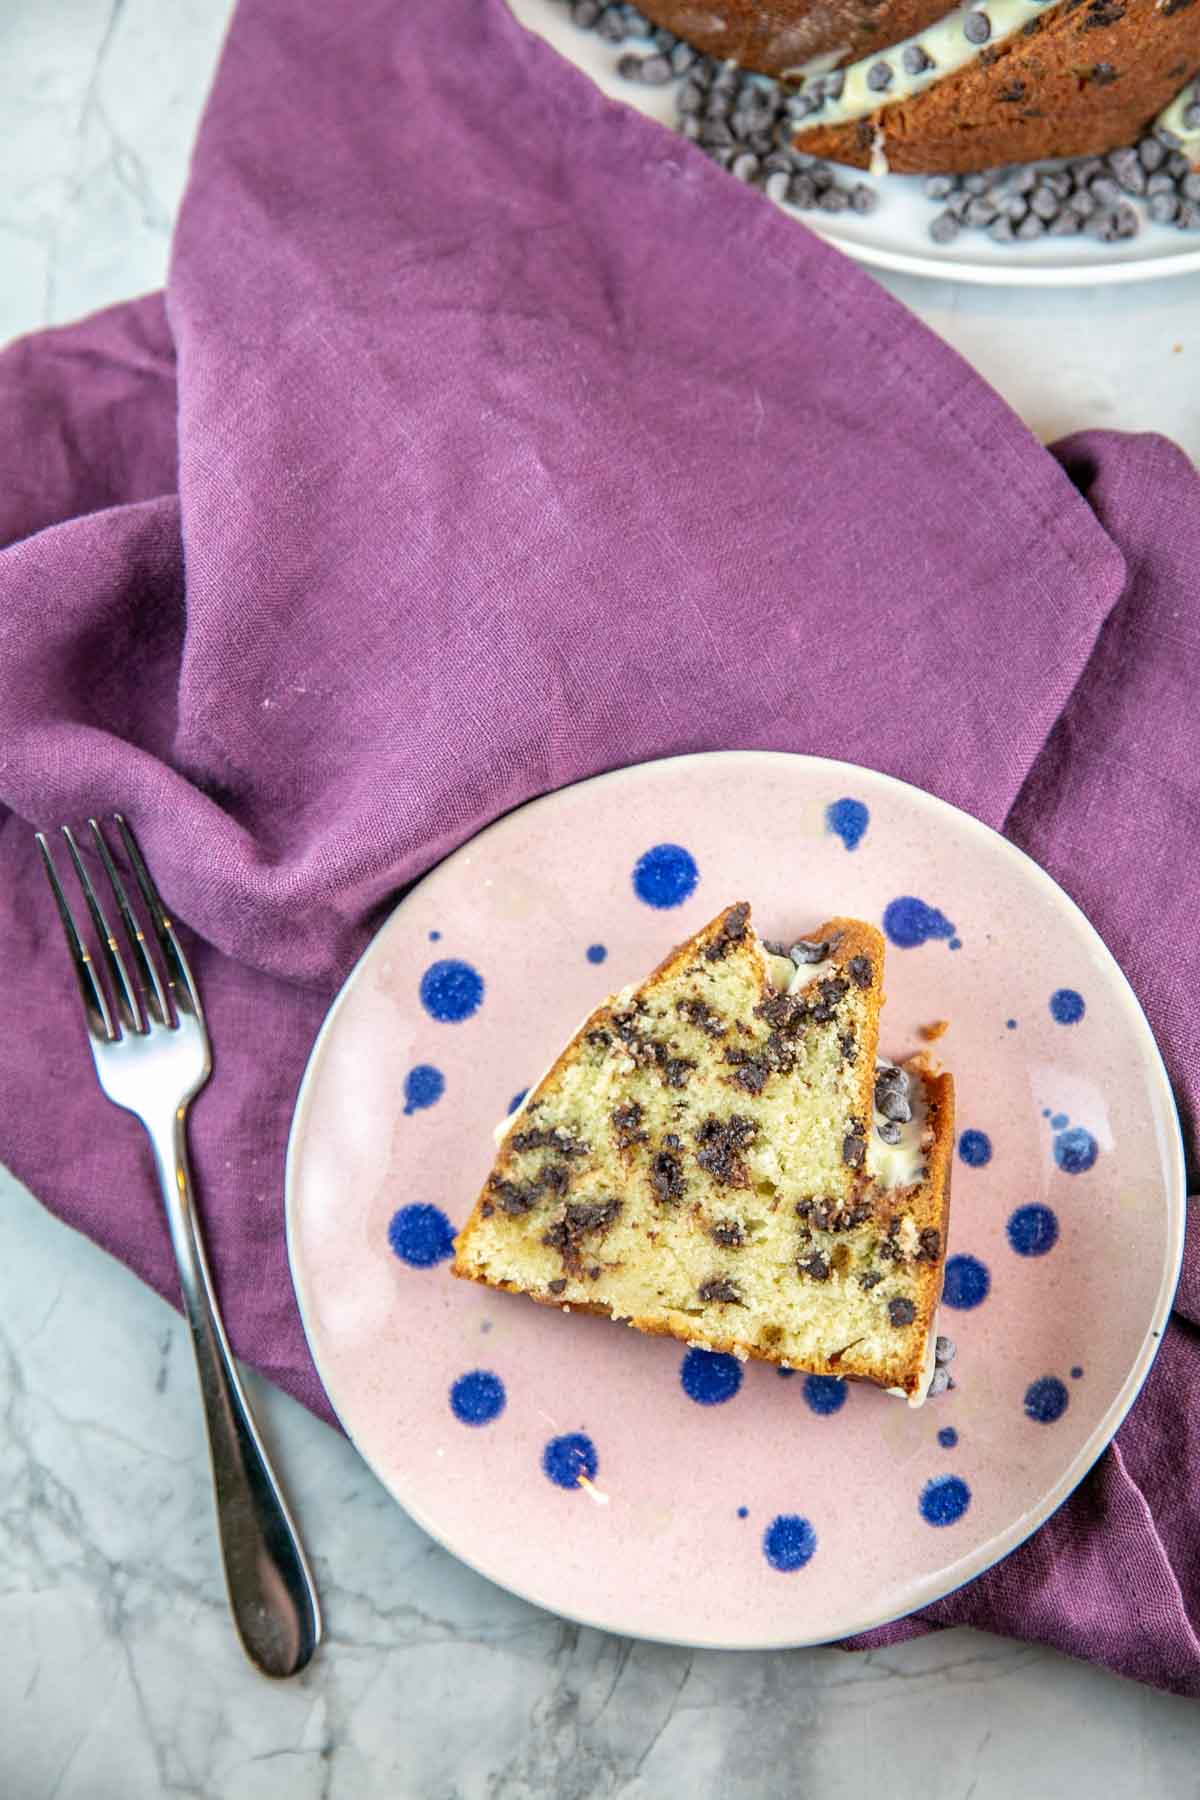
[553, 0, 1200, 247]
[925, 136, 1200, 246]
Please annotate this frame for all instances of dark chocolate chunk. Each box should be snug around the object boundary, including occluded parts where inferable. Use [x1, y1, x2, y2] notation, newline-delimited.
[724, 1048, 770, 1094]
[542, 1198, 622, 1267]
[650, 1150, 686, 1205]
[698, 1277, 742, 1304]
[842, 1133, 866, 1169]
[799, 1252, 831, 1281]
[790, 938, 830, 965]
[695, 1113, 757, 1186]
[866, 60, 893, 91]
[847, 955, 873, 988]
[489, 1175, 543, 1217]
[676, 996, 726, 1037]
[917, 1227, 942, 1262]
[888, 1296, 917, 1327]
[611, 1102, 648, 1150]
[711, 1218, 745, 1247]
[512, 1126, 589, 1158]
[548, 1278, 567, 1295]
[902, 43, 934, 74]
[664, 1056, 696, 1089]
[877, 1119, 902, 1146]
[859, 1269, 883, 1290]
[704, 903, 750, 962]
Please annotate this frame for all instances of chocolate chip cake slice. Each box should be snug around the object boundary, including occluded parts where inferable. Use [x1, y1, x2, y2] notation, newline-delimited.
[453, 903, 953, 1400]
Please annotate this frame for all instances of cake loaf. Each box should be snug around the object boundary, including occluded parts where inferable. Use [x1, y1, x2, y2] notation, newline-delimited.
[453, 902, 954, 1399]
[784, 0, 1199, 173]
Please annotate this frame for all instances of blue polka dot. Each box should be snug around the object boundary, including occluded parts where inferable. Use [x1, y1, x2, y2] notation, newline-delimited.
[1054, 1126, 1098, 1175]
[826, 797, 869, 851]
[387, 1204, 455, 1268]
[542, 1432, 598, 1489]
[420, 958, 484, 1022]
[680, 1348, 743, 1406]
[919, 1475, 971, 1526]
[586, 944, 608, 965]
[1050, 1113, 1069, 1131]
[1071, 1366, 1084, 1379]
[507, 1089, 528, 1115]
[763, 1514, 817, 1572]
[1007, 1204, 1059, 1257]
[882, 897, 957, 950]
[776, 1367, 796, 1379]
[958, 1129, 992, 1168]
[949, 937, 962, 951]
[1024, 1376, 1069, 1423]
[449, 1370, 506, 1426]
[428, 930, 441, 942]
[737, 1506, 749, 1519]
[942, 1255, 990, 1310]
[1006, 1019, 1018, 1030]
[632, 843, 699, 909]
[803, 1375, 847, 1416]
[403, 1063, 445, 1115]
[1042, 1108, 1051, 1118]
[1050, 988, 1086, 1025]
[937, 1427, 958, 1449]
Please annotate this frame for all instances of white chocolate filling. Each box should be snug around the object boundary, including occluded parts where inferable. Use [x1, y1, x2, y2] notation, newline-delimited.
[1155, 75, 1200, 166]
[789, 0, 1058, 137]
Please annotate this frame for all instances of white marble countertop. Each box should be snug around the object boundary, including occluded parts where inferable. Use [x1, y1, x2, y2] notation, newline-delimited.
[2, 3, 1198, 1795]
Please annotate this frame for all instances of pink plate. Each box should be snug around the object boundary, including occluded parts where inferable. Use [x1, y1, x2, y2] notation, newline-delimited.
[285, 752, 1185, 1647]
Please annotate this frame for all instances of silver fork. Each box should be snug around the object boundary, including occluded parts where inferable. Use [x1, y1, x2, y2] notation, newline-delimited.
[36, 815, 321, 1679]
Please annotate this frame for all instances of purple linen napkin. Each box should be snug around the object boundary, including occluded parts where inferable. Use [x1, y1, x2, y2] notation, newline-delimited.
[0, 0, 1196, 1691]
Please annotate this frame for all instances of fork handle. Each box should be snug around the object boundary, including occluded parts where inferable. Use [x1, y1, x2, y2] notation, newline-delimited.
[147, 1110, 322, 1678]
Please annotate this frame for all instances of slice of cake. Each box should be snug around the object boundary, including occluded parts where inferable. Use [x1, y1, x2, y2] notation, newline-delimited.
[453, 903, 954, 1400]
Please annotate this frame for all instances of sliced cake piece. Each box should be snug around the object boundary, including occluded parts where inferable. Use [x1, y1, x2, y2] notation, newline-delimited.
[453, 903, 953, 1399]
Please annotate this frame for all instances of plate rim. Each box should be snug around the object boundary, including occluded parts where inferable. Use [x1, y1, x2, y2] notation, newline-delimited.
[284, 749, 1187, 1650]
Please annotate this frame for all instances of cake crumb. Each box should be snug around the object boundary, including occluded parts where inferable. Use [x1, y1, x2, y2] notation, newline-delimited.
[920, 1019, 950, 1042]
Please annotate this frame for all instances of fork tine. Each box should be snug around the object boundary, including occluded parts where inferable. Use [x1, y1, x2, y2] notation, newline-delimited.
[112, 814, 204, 1022]
[62, 826, 146, 1035]
[89, 818, 171, 1028]
[36, 832, 116, 1042]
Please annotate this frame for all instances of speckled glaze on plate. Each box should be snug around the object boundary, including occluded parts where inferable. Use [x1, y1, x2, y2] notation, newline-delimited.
[285, 752, 1184, 1648]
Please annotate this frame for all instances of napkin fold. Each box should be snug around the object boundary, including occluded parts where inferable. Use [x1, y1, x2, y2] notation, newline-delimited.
[1, 0, 1196, 1693]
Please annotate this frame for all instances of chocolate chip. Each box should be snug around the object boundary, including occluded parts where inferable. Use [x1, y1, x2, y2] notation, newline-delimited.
[888, 1296, 916, 1327]
[877, 1119, 902, 1145]
[917, 1227, 942, 1262]
[698, 1277, 742, 1304]
[489, 1175, 543, 1217]
[874, 1065, 912, 1123]
[935, 1335, 957, 1364]
[612, 1102, 648, 1149]
[548, 1278, 567, 1295]
[859, 1269, 883, 1290]
[724, 1048, 770, 1094]
[480, 1201, 495, 1219]
[851, 184, 879, 215]
[650, 1150, 686, 1204]
[663, 1057, 696, 1089]
[695, 1114, 757, 1186]
[928, 1367, 951, 1397]
[799, 1252, 831, 1281]
[711, 1218, 745, 1247]
[925, 174, 957, 199]
[847, 955, 873, 988]
[664, 1133, 681, 1149]
[704, 903, 750, 962]
[789, 938, 830, 965]
[902, 43, 934, 74]
[588, 1265, 601, 1280]
[963, 10, 991, 41]
[824, 69, 845, 99]
[842, 1134, 866, 1169]
[512, 1127, 589, 1158]
[866, 61, 893, 91]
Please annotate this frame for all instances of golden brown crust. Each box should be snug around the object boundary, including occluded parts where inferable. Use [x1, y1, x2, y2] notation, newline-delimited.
[640, 0, 953, 77]
[794, 0, 1200, 174]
